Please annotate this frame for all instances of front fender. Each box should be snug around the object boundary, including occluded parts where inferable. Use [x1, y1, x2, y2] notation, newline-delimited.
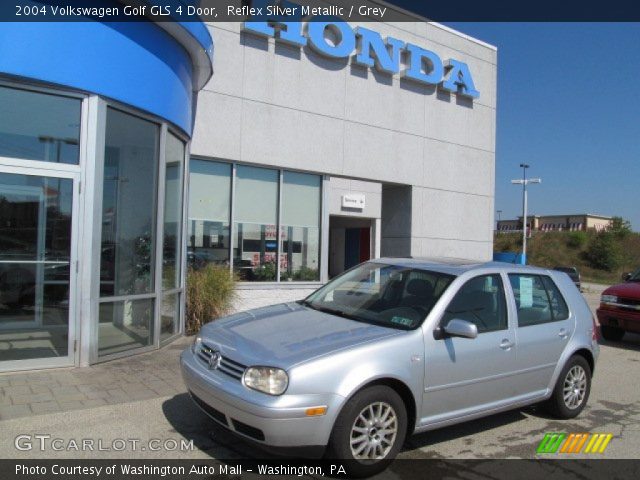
[287, 331, 424, 418]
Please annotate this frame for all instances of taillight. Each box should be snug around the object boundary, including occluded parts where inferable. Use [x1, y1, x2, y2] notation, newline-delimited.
[592, 315, 600, 341]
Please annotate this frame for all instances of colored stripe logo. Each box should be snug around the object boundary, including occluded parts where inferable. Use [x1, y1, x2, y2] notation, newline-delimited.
[537, 433, 613, 454]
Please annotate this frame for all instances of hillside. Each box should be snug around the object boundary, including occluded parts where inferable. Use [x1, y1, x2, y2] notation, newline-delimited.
[494, 229, 640, 284]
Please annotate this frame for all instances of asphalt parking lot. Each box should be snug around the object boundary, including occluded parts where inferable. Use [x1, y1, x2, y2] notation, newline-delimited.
[1, 284, 639, 461]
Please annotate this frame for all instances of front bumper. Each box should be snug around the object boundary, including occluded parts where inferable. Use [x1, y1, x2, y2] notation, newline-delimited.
[180, 349, 345, 449]
[597, 306, 640, 333]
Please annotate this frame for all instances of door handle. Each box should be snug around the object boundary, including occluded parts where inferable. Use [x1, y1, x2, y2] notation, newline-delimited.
[558, 328, 569, 339]
[499, 339, 514, 350]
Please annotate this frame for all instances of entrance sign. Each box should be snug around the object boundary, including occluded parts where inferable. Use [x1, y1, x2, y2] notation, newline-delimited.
[342, 194, 366, 210]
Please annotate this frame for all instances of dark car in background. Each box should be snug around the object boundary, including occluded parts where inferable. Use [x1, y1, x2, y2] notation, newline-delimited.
[554, 266, 581, 291]
[597, 267, 640, 341]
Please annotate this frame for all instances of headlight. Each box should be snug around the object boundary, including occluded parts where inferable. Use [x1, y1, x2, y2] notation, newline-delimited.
[243, 366, 288, 395]
[191, 336, 202, 353]
[601, 295, 618, 304]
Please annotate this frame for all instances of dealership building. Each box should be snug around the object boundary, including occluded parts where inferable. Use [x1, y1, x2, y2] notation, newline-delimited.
[0, 1, 497, 372]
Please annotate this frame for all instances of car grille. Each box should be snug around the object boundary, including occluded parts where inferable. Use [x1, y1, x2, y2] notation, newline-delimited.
[196, 342, 247, 381]
[617, 297, 640, 311]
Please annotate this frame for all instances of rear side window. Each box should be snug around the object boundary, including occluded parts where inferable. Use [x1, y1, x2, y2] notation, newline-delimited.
[508, 274, 570, 327]
[541, 276, 570, 320]
[441, 274, 508, 333]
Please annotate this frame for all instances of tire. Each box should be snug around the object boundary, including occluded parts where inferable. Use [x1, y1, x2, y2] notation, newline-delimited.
[326, 385, 407, 477]
[544, 355, 592, 419]
[600, 325, 625, 342]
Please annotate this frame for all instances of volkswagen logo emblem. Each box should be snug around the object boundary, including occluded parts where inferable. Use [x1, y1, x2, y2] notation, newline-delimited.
[208, 350, 221, 370]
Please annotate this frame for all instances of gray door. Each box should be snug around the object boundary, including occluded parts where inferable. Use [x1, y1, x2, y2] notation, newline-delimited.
[507, 273, 574, 395]
[422, 274, 518, 423]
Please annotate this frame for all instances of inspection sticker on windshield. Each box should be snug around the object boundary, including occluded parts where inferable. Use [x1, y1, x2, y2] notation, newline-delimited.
[391, 316, 414, 327]
[520, 277, 534, 308]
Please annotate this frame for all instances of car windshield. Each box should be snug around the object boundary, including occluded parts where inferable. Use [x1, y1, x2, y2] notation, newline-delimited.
[628, 268, 640, 282]
[302, 262, 455, 330]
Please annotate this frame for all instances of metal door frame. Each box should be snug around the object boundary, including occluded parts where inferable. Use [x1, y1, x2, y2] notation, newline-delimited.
[0, 164, 81, 372]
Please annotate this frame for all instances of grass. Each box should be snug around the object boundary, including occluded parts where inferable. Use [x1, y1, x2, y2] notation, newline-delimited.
[494, 231, 640, 285]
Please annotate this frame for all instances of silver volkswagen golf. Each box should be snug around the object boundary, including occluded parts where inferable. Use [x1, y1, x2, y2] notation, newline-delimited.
[181, 258, 599, 475]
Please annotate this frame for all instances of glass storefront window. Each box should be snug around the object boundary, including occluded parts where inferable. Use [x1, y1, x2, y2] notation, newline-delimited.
[280, 172, 321, 281]
[162, 133, 185, 290]
[187, 159, 324, 283]
[100, 108, 159, 297]
[188, 160, 231, 268]
[233, 166, 279, 281]
[98, 298, 154, 356]
[0, 85, 81, 164]
[160, 292, 180, 343]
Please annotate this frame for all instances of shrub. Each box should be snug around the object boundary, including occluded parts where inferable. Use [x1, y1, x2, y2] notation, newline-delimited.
[586, 232, 622, 271]
[252, 261, 277, 281]
[294, 266, 319, 281]
[567, 231, 588, 249]
[185, 264, 237, 334]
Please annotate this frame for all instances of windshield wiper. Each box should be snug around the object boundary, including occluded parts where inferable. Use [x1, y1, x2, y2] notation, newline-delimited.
[300, 300, 358, 320]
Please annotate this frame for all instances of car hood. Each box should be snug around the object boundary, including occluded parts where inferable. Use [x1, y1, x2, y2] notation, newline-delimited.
[603, 282, 640, 298]
[199, 303, 403, 369]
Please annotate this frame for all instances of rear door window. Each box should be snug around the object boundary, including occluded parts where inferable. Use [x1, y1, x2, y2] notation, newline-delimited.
[508, 274, 569, 327]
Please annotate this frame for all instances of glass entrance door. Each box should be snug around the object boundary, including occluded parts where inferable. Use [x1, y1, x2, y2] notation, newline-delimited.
[0, 170, 77, 368]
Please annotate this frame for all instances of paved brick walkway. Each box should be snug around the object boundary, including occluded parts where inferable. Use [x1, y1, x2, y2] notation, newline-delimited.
[0, 337, 190, 420]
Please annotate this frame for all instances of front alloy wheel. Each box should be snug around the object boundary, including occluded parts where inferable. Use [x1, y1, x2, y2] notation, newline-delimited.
[350, 401, 398, 460]
[327, 386, 407, 477]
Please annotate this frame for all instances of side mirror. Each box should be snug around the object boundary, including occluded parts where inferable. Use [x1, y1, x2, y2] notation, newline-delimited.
[623, 273, 632, 281]
[443, 319, 478, 339]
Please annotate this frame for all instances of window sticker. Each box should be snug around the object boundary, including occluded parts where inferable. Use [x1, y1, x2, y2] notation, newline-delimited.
[391, 316, 414, 327]
[519, 276, 534, 308]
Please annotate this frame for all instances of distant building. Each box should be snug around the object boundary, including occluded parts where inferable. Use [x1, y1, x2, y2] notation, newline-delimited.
[497, 214, 612, 233]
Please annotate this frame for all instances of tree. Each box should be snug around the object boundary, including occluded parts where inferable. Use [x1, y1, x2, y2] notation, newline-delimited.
[586, 232, 622, 271]
[609, 216, 632, 238]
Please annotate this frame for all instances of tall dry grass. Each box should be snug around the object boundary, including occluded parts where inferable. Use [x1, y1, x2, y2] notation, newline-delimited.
[185, 265, 237, 334]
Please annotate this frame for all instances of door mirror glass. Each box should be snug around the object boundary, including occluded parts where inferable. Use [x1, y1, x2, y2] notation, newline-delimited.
[444, 319, 478, 339]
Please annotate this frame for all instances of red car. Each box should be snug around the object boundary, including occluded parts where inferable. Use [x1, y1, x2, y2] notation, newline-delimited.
[597, 268, 640, 341]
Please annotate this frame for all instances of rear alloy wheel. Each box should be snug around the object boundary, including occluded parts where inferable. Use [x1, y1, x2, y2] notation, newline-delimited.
[544, 355, 592, 419]
[600, 325, 625, 342]
[327, 386, 407, 477]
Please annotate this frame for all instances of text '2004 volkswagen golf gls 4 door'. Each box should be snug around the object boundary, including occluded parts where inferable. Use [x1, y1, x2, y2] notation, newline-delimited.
[181, 259, 599, 476]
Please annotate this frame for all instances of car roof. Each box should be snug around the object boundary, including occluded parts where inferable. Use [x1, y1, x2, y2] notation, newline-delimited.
[373, 257, 552, 277]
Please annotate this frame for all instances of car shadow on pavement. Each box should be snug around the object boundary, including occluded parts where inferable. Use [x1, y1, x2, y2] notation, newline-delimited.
[162, 393, 266, 460]
[401, 409, 528, 457]
[598, 332, 640, 352]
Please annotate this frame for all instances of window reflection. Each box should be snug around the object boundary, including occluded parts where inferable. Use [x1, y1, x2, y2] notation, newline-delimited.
[98, 108, 159, 358]
[0, 173, 73, 361]
[279, 172, 321, 281]
[0, 86, 81, 164]
[99, 108, 159, 297]
[187, 160, 324, 282]
[188, 160, 231, 269]
[162, 133, 184, 290]
[233, 166, 279, 281]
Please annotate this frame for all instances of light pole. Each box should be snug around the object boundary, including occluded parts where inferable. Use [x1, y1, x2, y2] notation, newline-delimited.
[511, 164, 541, 264]
[496, 210, 502, 230]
